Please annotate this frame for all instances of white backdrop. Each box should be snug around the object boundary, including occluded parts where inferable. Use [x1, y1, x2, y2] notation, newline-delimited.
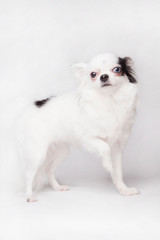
[0, 1, 160, 239]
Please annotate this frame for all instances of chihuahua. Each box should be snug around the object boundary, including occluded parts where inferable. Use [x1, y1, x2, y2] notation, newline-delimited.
[17, 53, 139, 202]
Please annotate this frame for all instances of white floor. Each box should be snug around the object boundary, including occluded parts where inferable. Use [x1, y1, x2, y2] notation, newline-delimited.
[0, 175, 159, 240]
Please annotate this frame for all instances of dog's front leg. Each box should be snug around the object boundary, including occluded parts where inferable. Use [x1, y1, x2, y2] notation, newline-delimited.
[111, 144, 140, 195]
[83, 138, 113, 173]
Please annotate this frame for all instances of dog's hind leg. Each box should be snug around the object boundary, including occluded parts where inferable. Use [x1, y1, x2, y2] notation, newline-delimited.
[46, 143, 69, 191]
[25, 155, 46, 202]
[111, 143, 140, 196]
[26, 166, 39, 202]
[24, 143, 48, 202]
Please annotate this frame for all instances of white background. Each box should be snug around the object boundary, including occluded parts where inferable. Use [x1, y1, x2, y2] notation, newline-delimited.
[0, 0, 160, 239]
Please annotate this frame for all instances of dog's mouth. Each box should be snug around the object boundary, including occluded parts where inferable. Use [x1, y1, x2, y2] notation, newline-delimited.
[101, 83, 111, 87]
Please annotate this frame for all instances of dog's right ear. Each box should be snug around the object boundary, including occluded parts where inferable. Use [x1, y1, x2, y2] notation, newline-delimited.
[71, 62, 88, 79]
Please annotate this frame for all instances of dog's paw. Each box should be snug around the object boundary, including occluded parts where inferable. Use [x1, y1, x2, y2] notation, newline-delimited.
[26, 196, 37, 203]
[54, 185, 69, 192]
[119, 187, 140, 196]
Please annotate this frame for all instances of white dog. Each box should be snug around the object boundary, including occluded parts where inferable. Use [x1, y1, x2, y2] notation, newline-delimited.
[18, 53, 139, 202]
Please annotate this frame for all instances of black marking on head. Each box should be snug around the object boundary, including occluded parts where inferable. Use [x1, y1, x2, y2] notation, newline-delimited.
[34, 98, 50, 107]
[118, 57, 137, 83]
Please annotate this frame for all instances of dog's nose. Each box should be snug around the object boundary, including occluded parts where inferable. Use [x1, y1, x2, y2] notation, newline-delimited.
[100, 74, 109, 82]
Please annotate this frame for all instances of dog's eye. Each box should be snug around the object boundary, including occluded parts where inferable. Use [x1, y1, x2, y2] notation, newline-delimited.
[90, 72, 97, 78]
[113, 67, 122, 73]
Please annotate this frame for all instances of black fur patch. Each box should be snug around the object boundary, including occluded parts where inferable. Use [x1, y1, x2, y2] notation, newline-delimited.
[34, 98, 50, 107]
[118, 57, 137, 83]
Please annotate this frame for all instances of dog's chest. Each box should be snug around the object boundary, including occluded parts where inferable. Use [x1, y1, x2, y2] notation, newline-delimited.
[82, 85, 137, 140]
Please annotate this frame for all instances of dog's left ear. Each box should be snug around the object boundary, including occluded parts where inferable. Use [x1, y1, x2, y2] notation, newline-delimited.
[71, 62, 88, 79]
[119, 57, 137, 83]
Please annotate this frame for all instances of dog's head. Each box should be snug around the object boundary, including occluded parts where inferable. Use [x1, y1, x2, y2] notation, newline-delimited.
[72, 53, 137, 90]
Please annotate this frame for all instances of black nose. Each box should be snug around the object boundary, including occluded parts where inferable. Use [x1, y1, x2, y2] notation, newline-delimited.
[100, 74, 109, 82]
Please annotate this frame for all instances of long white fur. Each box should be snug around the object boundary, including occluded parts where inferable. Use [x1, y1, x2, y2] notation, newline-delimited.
[17, 53, 139, 202]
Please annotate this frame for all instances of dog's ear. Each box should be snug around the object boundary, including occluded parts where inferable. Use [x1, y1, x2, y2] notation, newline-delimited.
[71, 62, 88, 79]
[119, 57, 137, 83]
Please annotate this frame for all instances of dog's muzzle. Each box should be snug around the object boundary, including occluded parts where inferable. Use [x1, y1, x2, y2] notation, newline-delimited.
[100, 74, 109, 82]
[102, 83, 111, 87]
[100, 74, 111, 87]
